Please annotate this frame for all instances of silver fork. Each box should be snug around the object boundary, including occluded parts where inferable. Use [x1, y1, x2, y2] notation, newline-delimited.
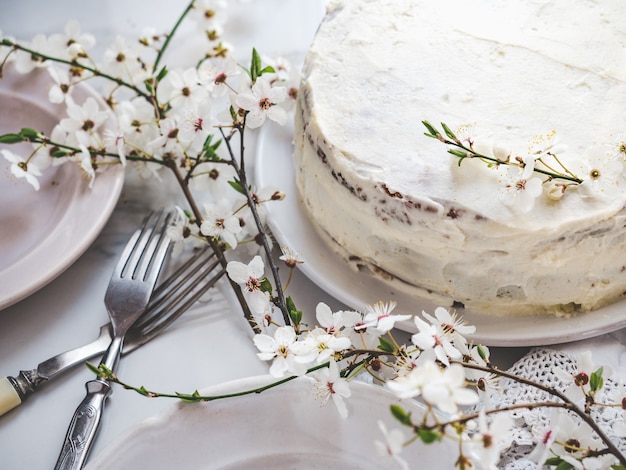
[54, 211, 172, 470]
[0, 246, 225, 416]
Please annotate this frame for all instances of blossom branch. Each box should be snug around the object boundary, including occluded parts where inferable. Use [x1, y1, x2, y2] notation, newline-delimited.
[422, 120, 583, 184]
[0, 39, 153, 102]
[152, 0, 196, 74]
[219, 125, 291, 325]
[455, 360, 626, 465]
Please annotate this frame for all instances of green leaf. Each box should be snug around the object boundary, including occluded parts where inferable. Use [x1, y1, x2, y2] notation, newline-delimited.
[156, 65, 168, 82]
[0, 133, 25, 143]
[390, 404, 412, 426]
[417, 428, 442, 444]
[590, 366, 604, 393]
[144, 78, 154, 94]
[377, 336, 395, 353]
[421, 120, 441, 138]
[85, 362, 101, 376]
[250, 48, 262, 82]
[50, 149, 68, 158]
[544, 458, 575, 470]
[286, 296, 303, 324]
[201, 134, 221, 161]
[611, 465, 626, 470]
[476, 344, 489, 362]
[288, 308, 302, 326]
[259, 65, 275, 76]
[259, 277, 273, 294]
[555, 461, 575, 470]
[441, 122, 457, 141]
[227, 178, 246, 195]
[448, 149, 469, 159]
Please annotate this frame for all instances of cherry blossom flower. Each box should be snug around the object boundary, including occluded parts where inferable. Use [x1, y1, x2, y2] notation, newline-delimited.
[470, 411, 513, 470]
[374, 421, 409, 470]
[47, 67, 75, 104]
[422, 307, 475, 349]
[189, 0, 228, 35]
[315, 302, 357, 336]
[262, 55, 300, 111]
[574, 154, 624, 200]
[278, 246, 304, 269]
[1, 148, 47, 190]
[235, 75, 287, 128]
[528, 408, 561, 466]
[356, 301, 411, 334]
[102, 35, 146, 84]
[13, 34, 48, 74]
[200, 198, 242, 249]
[610, 134, 626, 162]
[411, 312, 463, 366]
[166, 206, 199, 257]
[386, 361, 478, 414]
[253, 325, 308, 377]
[76, 144, 96, 188]
[295, 327, 351, 365]
[158, 67, 209, 110]
[149, 116, 192, 160]
[178, 101, 212, 149]
[498, 156, 543, 213]
[198, 56, 240, 97]
[56, 96, 109, 147]
[553, 350, 610, 405]
[47, 20, 95, 62]
[311, 359, 351, 418]
[546, 412, 608, 469]
[341, 310, 382, 350]
[528, 130, 567, 159]
[226, 255, 270, 313]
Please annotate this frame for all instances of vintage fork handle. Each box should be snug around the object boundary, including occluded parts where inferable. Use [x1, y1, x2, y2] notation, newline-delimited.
[53, 378, 111, 470]
[54, 334, 123, 470]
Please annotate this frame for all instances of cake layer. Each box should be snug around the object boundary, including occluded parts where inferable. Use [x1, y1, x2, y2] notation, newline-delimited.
[293, 0, 626, 316]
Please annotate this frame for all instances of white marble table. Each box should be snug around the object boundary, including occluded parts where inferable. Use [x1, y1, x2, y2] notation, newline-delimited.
[0, 1, 621, 469]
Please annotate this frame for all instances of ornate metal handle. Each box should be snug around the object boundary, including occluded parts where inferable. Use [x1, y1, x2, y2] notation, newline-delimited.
[53, 379, 112, 470]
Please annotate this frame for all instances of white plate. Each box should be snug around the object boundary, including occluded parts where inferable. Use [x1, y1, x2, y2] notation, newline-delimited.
[254, 122, 626, 347]
[0, 64, 124, 310]
[86, 375, 461, 469]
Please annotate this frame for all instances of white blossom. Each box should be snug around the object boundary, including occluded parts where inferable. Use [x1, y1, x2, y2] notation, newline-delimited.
[374, 421, 409, 470]
[253, 326, 308, 378]
[356, 301, 411, 334]
[47, 20, 95, 62]
[295, 328, 351, 365]
[470, 411, 513, 470]
[235, 75, 287, 128]
[411, 312, 463, 366]
[1, 148, 49, 191]
[311, 359, 351, 418]
[386, 361, 478, 414]
[226, 255, 270, 313]
[498, 156, 543, 213]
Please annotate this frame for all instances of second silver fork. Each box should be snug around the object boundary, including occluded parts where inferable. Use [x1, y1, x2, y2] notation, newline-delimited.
[54, 211, 172, 470]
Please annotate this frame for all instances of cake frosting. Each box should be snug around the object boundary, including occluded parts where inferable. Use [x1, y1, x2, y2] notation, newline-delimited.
[293, 0, 626, 316]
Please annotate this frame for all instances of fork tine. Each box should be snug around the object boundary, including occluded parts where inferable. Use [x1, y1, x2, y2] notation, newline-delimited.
[128, 211, 172, 283]
[132, 261, 225, 335]
[142, 248, 220, 319]
[138, 268, 225, 339]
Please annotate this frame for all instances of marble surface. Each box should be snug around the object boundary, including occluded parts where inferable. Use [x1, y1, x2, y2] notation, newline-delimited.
[0, 1, 621, 469]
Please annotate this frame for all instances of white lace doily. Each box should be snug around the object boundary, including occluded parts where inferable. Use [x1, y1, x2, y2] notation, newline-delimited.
[484, 338, 626, 469]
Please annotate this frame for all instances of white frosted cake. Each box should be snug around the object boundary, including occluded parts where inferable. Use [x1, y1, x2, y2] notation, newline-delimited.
[293, 0, 626, 316]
